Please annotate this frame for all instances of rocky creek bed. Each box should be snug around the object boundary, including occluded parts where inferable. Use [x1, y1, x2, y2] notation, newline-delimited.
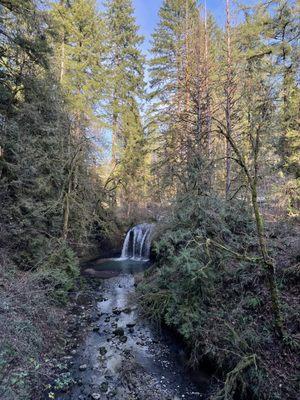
[45, 259, 212, 400]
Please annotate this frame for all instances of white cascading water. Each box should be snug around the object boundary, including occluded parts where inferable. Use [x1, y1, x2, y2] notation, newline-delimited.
[121, 223, 154, 261]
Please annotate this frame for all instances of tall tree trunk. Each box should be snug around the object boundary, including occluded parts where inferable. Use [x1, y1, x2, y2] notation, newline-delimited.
[184, 0, 190, 112]
[204, 0, 212, 158]
[59, 0, 65, 83]
[196, 15, 203, 148]
[60, 37, 65, 83]
[112, 107, 118, 164]
[219, 125, 284, 337]
[225, 0, 232, 198]
[62, 179, 72, 240]
[251, 184, 284, 337]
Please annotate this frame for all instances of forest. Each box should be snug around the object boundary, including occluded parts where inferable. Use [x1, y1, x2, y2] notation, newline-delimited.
[0, 0, 299, 399]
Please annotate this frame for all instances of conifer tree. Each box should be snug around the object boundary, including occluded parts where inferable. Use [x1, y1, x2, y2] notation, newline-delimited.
[150, 0, 198, 115]
[217, 4, 285, 336]
[51, 0, 105, 119]
[150, 0, 214, 195]
[266, 0, 299, 177]
[103, 0, 147, 215]
[0, 0, 71, 266]
[50, 0, 107, 239]
[0, 0, 50, 112]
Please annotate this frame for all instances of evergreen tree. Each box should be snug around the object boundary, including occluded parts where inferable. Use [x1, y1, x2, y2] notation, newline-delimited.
[0, 0, 67, 267]
[0, 0, 110, 265]
[266, 0, 299, 177]
[150, 0, 198, 114]
[50, 0, 108, 240]
[50, 0, 106, 119]
[103, 0, 147, 216]
[150, 0, 214, 196]
[0, 0, 49, 112]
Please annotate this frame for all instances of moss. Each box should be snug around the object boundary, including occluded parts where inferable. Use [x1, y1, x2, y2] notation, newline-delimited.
[36, 241, 79, 303]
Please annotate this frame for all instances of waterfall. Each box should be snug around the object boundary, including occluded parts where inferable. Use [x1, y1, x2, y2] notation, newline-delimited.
[121, 223, 154, 260]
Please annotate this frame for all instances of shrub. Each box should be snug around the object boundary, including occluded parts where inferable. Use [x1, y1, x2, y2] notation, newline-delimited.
[36, 241, 79, 303]
[0, 256, 66, 400]
[138, 193, 299, 400]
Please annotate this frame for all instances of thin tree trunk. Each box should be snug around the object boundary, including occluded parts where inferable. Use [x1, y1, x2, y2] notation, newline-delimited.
[185, 0, 190, 112]
[204, 0, 212, 158]
[62, 179, 72, 240]
[112, 108, 118, 164]
[60, 0, 65, 83]
[60, 37, 65, 83]
[218, 125, 284, 337]
[251, 184, 284, 337]
[196, 16, 202, 147]
[225, 0, 232, 198]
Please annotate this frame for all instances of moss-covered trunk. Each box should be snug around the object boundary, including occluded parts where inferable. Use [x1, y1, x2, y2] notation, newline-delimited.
[251, 186, 284, 337]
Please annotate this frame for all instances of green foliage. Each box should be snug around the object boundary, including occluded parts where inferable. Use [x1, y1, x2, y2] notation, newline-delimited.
[37, 242, 79, 303]
[138, 192, 298, 399]
[103, 0, 149, 216]
[104, 0, 145, 102]
[212, 355, 258, 400]
[0, 261, 64, 400]
[51, 0, 106, 117]
[1, 74, 70, 266]
[53, 372, 75, 391]
[0, 2, 118, 398]
[264, 0, 300, 178]
[150, 0, 198, 103]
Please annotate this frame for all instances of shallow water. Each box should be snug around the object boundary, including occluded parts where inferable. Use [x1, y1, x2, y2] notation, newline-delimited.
[92, 258, 151, 273]
[56, 259, 210, 400]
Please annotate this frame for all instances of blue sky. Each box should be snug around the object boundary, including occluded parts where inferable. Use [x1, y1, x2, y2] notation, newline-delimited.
[98, 1, 258, 56]
[97, 1, 230, 56]
[133, 0, 225, 50]
[132, 0, 226, 55]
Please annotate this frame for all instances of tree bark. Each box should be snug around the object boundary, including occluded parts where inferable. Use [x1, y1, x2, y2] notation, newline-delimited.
[62, 179, 71, 240]
[225, 0, 232, 198]
[204, 0, 212, 158]
[218, 123, 284, 337]
[60, 37, 65, 83]
[251, 185, 284, 337]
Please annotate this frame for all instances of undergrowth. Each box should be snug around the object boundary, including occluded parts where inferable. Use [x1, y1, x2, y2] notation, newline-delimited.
[0, 241, 79, 400]
[138, 193, 300, 400]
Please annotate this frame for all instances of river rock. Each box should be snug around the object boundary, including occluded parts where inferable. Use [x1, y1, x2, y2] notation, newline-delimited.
[76, 292, 93, 306]
[99, 346, 107, 356]
[112, 308, 121, 315]
[113, 327, 124, 336]
[126, 322, 136, 328]
[100, 381, 109, 392]
[63, 355, 73, 361]
[79, 364, 87, 371]
[119, 335, 128, 343]
[108, 389, 117, 398]
[123, 349, 131, 358]
[91, 393, 101, 400]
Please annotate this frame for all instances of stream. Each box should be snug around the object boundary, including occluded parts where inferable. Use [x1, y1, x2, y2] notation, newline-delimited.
[55, 258, 211, 400]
